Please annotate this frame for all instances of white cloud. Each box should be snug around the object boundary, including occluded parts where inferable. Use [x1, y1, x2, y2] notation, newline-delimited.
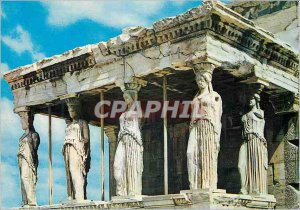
[32, 52, 46, 61]
[3, 25, 33, 54]
[42, 1, 166, 28]
[0, 98, 22, 208]
[1, 162, 20, 206]
[1, 63, 9, 78]
[0, 98, 21, 156]
[2, 25, 46, 61]
[34, 114, 66, 144]
[37, 166, 68, 204]
[1, 9, 6, 19]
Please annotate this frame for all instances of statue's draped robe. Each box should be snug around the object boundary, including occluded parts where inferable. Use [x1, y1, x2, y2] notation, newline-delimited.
[238, 110, 268, 195]
[62, 120, 90, 200]
[18, 131, 39, 206]
[114, 110, 143, 196]
[187, 91, 222, 190]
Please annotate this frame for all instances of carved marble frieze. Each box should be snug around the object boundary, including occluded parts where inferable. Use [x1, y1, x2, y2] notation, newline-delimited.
[10, 53, 95, 91]
[4, 1, 298, 96]
[105, 2, 298, 72]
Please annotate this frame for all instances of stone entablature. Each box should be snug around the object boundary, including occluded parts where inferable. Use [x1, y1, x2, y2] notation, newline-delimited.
[3, 1, 298, 100]
[107, 1, 298, 73]
[10, 53, 95, 90]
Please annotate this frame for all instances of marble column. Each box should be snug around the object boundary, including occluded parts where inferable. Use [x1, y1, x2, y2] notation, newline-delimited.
[16, 107, 40, 207]
[105, 125, 118, 197]
[238, 84, 268, 195]
[113, 81, 144, 196]
[62, 97, 91, 202]
[187, 62, 223, 190]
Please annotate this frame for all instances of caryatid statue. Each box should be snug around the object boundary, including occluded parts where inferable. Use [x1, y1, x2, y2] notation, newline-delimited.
[238, 90, 268, 195]
[113, 82, 144, 196]
[62, 98, 91, 201]
[17, 108, 40, 207]
[187, 62, 222, 190]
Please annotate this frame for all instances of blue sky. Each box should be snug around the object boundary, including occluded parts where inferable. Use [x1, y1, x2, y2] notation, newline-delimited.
[0, 0, 231, 208]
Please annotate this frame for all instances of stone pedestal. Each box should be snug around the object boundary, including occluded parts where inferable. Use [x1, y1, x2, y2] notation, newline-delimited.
[14, 191, 276, 209]
[180, 189, 276, 209]
[111, 195, 144, 201]
[142, 194, 191, 208]
[212, 193, 276, 209]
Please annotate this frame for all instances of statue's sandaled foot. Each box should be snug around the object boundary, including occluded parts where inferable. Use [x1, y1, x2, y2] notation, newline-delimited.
[240, 189, 248, 195]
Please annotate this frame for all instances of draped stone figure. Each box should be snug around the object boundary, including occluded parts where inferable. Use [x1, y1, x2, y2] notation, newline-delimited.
[62, 98, 90, 201]
[17, 109, 40, 207]
[113, 83, 143, 196]
[187, 64, 222, 190]
[238, 93, 268, 195]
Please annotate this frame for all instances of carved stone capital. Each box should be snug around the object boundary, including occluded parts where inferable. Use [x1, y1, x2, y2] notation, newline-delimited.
[105, 125, 119, 143]
[191, 61, 216, 75]
[15, 107, 34, 129]
[116, 77, 146, 93]
[65, 97, 81, 107]
[14, 106, 31, 114]
[60, 94, 82, 110]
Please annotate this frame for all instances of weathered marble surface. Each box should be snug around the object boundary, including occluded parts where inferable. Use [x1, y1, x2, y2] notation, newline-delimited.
[187, 63, 222, 190]
[114, 82, 143, 196]
[17, 109, 40, 207]
[63, 98, 91, 201]
[284, 116, 299, 209]
[253, 6, 298, 51]
[285, 185, 300, 209]
[13, 191, 276, 209]
[3, 1, 298, 109]
[238, 92, 268, 195]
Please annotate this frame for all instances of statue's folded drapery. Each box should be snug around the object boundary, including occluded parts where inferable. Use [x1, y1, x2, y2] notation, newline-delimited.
[238, 110, 268, 195]
[187, 91, 222, 190]
[18, 131, 39, 206]
[114, 110, 143, 196]
[63, 119, 90, 200]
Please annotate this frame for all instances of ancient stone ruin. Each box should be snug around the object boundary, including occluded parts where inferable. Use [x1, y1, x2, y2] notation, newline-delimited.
[3, 1, 299, 209]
